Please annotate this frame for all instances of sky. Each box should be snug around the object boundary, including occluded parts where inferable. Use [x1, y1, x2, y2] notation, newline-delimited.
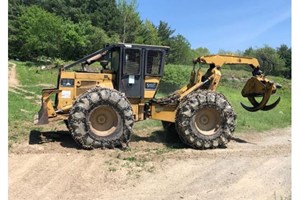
[136, 0, 291, 54]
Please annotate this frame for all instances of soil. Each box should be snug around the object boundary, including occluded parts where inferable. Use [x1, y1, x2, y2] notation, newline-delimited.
[8, 125, 291, 200]
[8, 62, 19, 88]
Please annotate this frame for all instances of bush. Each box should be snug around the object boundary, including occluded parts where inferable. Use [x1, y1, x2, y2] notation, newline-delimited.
[158, 64, 191, 93]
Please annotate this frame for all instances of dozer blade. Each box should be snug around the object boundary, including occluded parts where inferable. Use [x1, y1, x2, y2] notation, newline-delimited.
[34, 102, 49, 125]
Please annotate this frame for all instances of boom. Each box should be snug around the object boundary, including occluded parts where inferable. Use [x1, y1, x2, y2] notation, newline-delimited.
[194, 54, 260, 68]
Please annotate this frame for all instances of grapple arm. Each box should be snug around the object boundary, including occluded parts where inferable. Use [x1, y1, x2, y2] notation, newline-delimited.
[193, 54, 281, 112]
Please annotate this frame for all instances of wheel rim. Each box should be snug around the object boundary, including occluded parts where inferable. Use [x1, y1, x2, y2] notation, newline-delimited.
[193, 107, 221, 136]
[88, 105, 119, 137]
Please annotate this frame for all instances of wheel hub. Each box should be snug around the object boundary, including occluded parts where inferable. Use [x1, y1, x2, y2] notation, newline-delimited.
[97, 115, 106, 124]
[193, 107, 221, 136]
[88, 105, 119, 137]
[200, 115, 209, 125]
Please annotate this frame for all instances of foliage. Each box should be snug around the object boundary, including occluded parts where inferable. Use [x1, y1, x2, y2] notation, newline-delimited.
[244, 45, 290, 78]
[159, 64, 191, 93]
[157, 20, 175, 46]
[167, 35, 192, 65]
[117, 0, 142, 43]
[277, 44, 291, 78]
[191, 47, 210, 58]
[8, 0, 291, 72]
[9, 6, 65, 60]
[135, 19, 161, 45]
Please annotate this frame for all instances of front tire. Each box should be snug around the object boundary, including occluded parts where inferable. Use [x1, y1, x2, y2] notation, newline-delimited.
[175, 90, 236, 149]
[68, 87, 134, 149]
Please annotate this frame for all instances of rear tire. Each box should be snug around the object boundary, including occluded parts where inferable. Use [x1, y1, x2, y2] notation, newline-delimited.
[68, 87, 134, 149]
[175, 90, 236, 149]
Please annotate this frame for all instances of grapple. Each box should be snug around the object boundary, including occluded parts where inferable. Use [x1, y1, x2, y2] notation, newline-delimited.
[241, 75, 281, 112]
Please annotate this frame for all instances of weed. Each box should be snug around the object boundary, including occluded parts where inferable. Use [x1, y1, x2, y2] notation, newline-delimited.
[123, 156, 137, 162]
[108, 167, 117, 172]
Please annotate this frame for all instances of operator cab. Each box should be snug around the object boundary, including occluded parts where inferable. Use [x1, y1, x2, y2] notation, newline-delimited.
[62, 43, 169, 100]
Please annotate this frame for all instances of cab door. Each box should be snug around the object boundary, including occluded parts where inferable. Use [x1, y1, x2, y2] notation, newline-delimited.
[119, 48, 144, 98]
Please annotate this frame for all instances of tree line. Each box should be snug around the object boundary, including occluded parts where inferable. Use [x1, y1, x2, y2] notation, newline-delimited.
[8, 0, 291, 78]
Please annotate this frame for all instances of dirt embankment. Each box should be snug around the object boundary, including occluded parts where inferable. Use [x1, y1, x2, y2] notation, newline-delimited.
[9, 126, 291, 200]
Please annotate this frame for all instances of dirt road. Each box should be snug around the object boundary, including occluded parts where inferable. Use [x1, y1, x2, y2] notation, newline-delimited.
[9, 125, 291, 200]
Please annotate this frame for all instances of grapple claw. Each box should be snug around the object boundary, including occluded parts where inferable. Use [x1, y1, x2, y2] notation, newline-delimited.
[258, 97, 280, 111]
[241, 76, 280, 112]
[240, 102, 261, 112]
[241, 96, 280, 112]
[248, 97, 280, 111]
[240, 92, 270, 112]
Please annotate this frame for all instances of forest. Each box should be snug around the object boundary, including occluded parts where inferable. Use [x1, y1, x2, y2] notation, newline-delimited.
[8, 0, 291, 78]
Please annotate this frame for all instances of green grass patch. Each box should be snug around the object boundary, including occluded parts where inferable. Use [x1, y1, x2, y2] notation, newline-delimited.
[14, 61, 58, 87]
[133, 119, 162, 130]
[8, 91, 39, 122]
[218, 84, 291, 132]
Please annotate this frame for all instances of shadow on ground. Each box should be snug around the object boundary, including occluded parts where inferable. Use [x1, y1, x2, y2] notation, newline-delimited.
[29, 129, 252, 150]
[29, 128, 188, 150]
[132, 130, 188, 149]
[29, 130, 79, 149]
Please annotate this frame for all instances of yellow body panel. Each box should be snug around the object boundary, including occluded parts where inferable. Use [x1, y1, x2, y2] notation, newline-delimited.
[56, 71, 114, 110]
[56, 87, 74, 110]
[144, 76, 161, 99]
[150, 104, 176, 122]
[75, 72, 114, 81]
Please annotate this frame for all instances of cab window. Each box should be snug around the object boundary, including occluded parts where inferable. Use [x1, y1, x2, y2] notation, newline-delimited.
[124, 49, 140, 75]
[146, 50, 163, 75]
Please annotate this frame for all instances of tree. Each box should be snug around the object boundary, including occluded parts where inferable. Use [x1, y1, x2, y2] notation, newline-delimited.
[244, 47, 256, 57]
[157, 21, 175, 46]
[168, 34, 191, 65]
[10, 6, 65, 60]
[253, 45, 285, 75]
[135, 19, 161, 45]
[191, 47, 210, 59]
[277, 44, 291, 66]
[277, 44, 291, 78]
[8, 0, 23, 59]
[117, 0, 142, 43]
[88, 0, 122, 37]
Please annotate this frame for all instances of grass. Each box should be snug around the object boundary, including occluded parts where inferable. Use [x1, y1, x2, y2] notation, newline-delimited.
[8, 61, 58, 147]
[16, 61, 58, 87]
[8, 61, 291, 147]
